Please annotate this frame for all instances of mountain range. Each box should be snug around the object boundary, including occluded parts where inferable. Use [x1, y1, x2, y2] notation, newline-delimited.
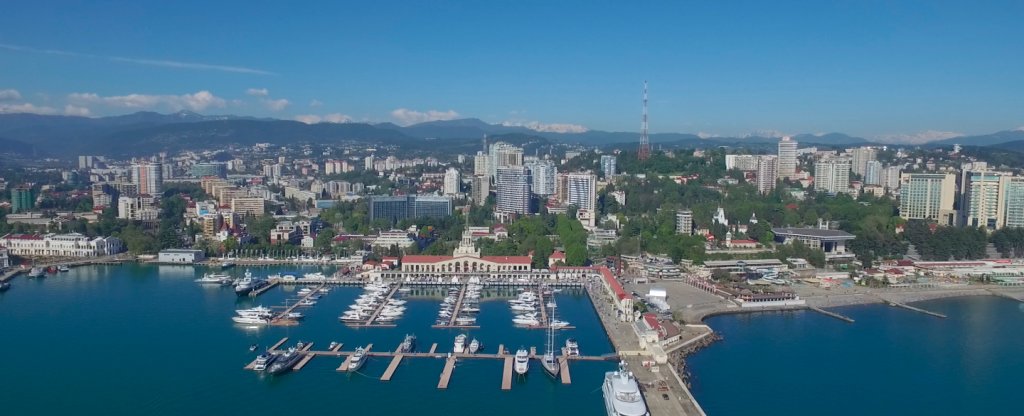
[0, 110, 1021, 157]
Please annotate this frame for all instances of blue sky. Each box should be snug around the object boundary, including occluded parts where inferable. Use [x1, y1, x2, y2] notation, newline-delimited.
[1, 1, 1022, 141]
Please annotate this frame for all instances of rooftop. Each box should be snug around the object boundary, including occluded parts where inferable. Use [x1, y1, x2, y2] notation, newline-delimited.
[772, 227, 855, 240]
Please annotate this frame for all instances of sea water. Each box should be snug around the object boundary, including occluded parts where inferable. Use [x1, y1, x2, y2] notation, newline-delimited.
[687, 296, 1024, 415]
[0, 264, 616, 415]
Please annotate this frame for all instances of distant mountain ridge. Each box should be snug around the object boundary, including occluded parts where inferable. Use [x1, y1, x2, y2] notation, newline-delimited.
[0, 111, 1020, 157]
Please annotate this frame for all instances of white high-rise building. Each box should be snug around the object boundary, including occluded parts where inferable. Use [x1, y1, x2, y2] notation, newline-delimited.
[527, 160, 556, 197]
[600, 155, 617, 178]
[364, 155, 375, 171]
[131, 161, 162, 196]
[489, 142, 523, 180]
[864, 160, 883, 186]
[676, 209, 694, 235]
[473, 152, 489, 176]
[443, 167, 461, 196]
[851, 147, 878, 177]
[495, 166, 531, 216]
[882, 165, 903, 191]
[566, 172, 597, 227]
[777, 136, 798, 179]
[962, 171, 1008, 229]
[898, 173, 957, 225]
[814, 159, 851, 194]
[756, 155, 778, 195]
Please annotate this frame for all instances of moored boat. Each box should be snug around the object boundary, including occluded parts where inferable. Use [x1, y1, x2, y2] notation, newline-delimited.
[28, 267, 44, 278]
[453, 334, 467, 354]
[602, 361, 650, 416]
[468, 338, 480, 354]
[252, 352, 277, 371]
[513, 348, 530, 375]
[399, 334, 416, 353]
[267, 347, 303, 375]
[348, 346, 367, 372]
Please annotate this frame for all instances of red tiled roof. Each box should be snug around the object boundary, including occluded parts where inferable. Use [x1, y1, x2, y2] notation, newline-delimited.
[401, 255, 455, 263]
[550, 251, 565, 259]
[642, 313, 662, 332]
[599, 266, 629, 301]
[480, 256, 532, 264]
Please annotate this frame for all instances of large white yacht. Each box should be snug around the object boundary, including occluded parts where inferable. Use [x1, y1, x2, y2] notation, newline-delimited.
[348, 347, 367, 372]
[453, 334, 467, 353]
[513, 348, 530, 375]
[602, 361, 650, 416]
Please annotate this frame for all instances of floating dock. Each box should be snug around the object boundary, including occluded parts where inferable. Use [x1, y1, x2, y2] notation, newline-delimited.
[380, 354, 404, 381]
[270, 283, 326, 325]
[437, 356, 457, 389]
[359, 284, 403, 326]
[429, 343, 437, 354]
[537, 285, 548, 325]
[249, 280, 279, 297]
[269, 337, 289, 351]
[501, 356, 513, 390]
[497, 344, 505, 355]
[292, 342, 316, 370]
[559, 356, 571, 384]
[808, 306, 855, 323]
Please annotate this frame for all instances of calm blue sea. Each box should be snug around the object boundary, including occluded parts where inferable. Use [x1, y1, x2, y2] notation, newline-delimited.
[688, 296, 1024, 415]
[0, 265, 615, 415]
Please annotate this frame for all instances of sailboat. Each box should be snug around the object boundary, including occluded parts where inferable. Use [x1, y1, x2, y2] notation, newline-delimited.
[541, 301, 561, 378]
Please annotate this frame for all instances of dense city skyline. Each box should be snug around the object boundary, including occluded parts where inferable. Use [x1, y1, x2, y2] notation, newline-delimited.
[2, 1, 1023, 141]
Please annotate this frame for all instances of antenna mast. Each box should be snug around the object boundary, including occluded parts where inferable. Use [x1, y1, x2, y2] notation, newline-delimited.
[638, 81, 650, 161]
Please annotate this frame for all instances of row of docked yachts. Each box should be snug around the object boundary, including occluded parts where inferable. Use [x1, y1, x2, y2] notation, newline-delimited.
[436, 283, 482, 326]
[231, 286, 329, 325]
[509, 290, 571, 329]
[339, 283, 405, 323]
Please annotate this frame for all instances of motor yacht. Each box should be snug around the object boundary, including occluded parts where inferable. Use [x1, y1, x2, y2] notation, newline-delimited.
[603, 361, 650, 416]
[348, 347, 367, 372]
[453, 334, 467, 353]
[513, 348, 530, 375]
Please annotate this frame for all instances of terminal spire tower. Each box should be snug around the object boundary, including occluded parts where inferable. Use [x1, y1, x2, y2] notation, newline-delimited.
[638, 81, 651, 161]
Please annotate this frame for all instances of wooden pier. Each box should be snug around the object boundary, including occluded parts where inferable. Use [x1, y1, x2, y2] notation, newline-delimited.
[501, 356, 513, 390]
[559, 356, 571, 384]
[292, 342, 316, 370]
[537, 285, 548, 325]
[497, 344, 505, 356]
[269, 337, 289, 351]
[380, 354, 404, 381]
[437, 356, 457, 389]
[429, 343, 437, 354]
[808, 306, 855, 323]
[347, 284, 402, 327]
[249, 279, 279, 297]
[270, 283, 326, 325]
[447, 284, 468, 326]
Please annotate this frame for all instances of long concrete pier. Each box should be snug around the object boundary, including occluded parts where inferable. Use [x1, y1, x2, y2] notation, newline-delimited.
[877, 296, 947, 318]
[381, 354, 404, 381]
[808, 306, 855, 323]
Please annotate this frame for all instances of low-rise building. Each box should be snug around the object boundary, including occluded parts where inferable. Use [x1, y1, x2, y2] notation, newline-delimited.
[158, 249, 206, 263]
[0, 233, 123, 257]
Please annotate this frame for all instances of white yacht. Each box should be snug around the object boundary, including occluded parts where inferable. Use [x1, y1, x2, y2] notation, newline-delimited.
[512, 317, 540, 326]
[453, 334, 467, 353]
[232, 315, 270, 325]
[565, 338, 580, 357]
[550, 320, 571, 329]
[236, 306, 273, 317]
[541, 303, 560, 378]
[348, 347, 367, 372]
[513, 348, 530, 375]
[196, 273, 231, 283]
[252, 352, 276, 371]
[468, 338, 480, 354]
[603, 361, 650, 416]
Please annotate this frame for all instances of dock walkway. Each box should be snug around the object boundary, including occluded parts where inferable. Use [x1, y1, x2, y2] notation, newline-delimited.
[808, 306, 855, 323]
[437, 356, 457, 389]
[249, 279, 280, 297]
[877, 296, 947, 318]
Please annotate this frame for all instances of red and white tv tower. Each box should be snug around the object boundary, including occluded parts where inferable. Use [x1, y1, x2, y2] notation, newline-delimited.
[638, 81, 650, 161]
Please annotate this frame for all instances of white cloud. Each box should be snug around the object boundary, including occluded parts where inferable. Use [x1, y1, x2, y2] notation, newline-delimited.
[874, 130, 963, 144]
[309, 99, 323, 108]
[246, 88, 269, 97]
[500, 120, 589, 133]
[0, 102, 57, 114]
[64, 104, 91, 116]
[261, 98, 290, 111]
[744, 130, 787, 138]
[295, 113, 353, 124]
[696, 132, 719, 139]
[0, 89, 22, 101]
[68, 90, 227, 111]
[0, 43, 274, 75]
[390, 108, 460, 125]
